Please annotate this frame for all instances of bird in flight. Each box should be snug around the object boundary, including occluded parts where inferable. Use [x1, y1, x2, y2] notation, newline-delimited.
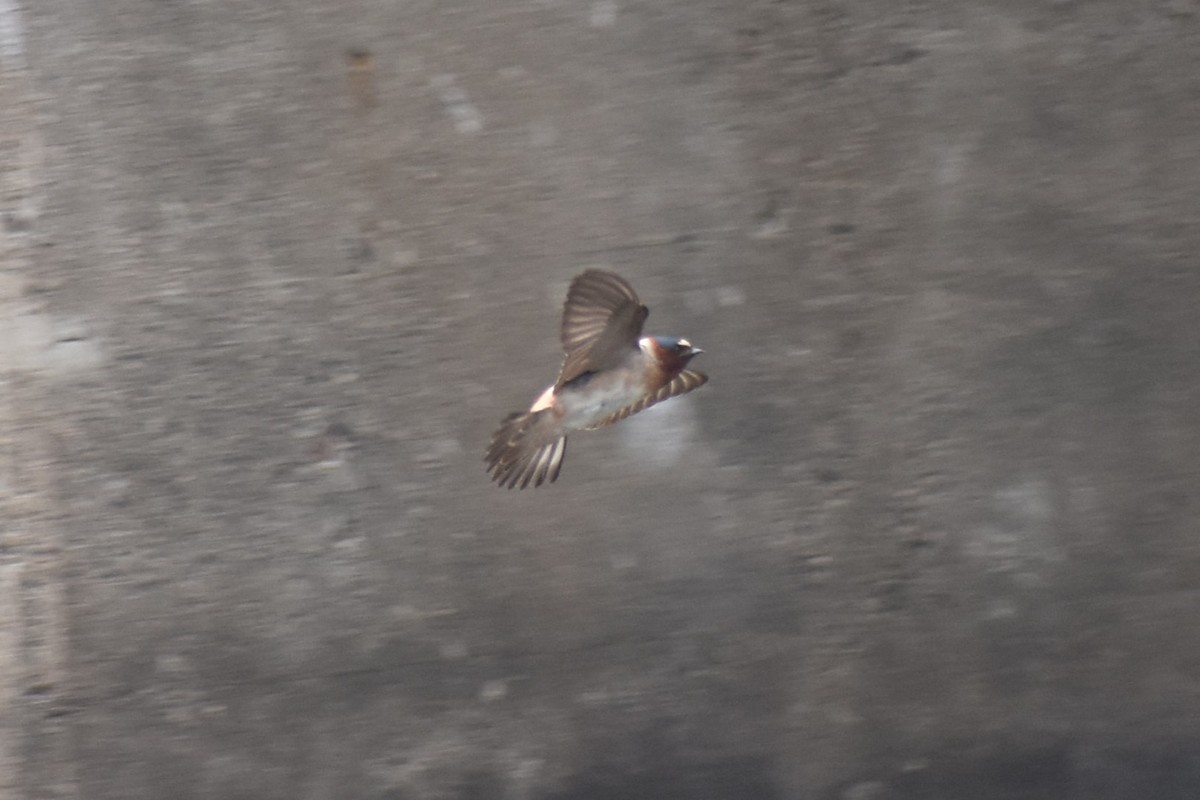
[486, 269, 707, 489]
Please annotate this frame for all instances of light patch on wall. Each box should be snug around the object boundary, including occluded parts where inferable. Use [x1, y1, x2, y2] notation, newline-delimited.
[0, 0, 25, 63]
[430, 74, 483, 135]
[964, 478, 1061, 570]
[0, 278, 105, 376]
[617, 395, 701, 468]
[589, 1, 618, 28]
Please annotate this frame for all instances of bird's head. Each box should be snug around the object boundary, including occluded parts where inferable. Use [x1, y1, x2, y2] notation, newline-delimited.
[643, 336, 703, 369]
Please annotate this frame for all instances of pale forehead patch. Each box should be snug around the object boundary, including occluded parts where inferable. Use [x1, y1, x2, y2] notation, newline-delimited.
[640, 337, 692, 350]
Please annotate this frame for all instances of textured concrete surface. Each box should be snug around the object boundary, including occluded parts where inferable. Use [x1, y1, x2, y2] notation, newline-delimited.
[2, 1, 1200, 798]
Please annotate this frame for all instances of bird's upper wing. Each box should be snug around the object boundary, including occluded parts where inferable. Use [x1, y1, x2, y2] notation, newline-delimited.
[584, 369, 708, 430]
[556, 270, 649, 388]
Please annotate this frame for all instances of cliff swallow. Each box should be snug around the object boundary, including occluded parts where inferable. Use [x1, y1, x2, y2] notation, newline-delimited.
[486, 269, 707, 488]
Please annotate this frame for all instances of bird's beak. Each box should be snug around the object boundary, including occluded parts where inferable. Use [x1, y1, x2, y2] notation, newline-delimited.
[690, 347, 704, 355]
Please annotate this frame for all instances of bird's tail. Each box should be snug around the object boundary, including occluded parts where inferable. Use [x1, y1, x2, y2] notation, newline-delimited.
[485, 410, 567, 489]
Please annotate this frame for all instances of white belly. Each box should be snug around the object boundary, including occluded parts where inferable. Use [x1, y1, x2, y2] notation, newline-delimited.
[534, 372, 647, 431]
[563, 381, 644, 428]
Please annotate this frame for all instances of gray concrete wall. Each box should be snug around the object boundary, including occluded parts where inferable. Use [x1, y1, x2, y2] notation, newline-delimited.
[3, 1, 1199, 798]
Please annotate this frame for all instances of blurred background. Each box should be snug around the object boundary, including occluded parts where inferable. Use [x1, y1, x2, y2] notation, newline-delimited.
[3, 1, 1199, 798]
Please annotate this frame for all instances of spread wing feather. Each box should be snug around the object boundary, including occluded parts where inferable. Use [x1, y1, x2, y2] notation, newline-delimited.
[485, 410, 568, 489]
[585, 369, 708, 430]
[557, 270, 648, 388]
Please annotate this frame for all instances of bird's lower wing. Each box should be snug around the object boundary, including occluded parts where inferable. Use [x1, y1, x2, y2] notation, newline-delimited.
[584, 369, 708, 430]
[485, 410, 568, 489]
